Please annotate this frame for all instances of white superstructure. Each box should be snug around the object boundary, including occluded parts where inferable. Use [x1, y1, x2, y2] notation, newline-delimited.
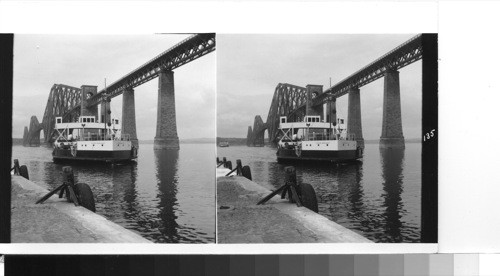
[276, 115, 361, 162]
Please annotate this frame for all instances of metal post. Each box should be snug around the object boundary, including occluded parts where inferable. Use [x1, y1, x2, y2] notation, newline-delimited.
[62, 166, 79, 206]
[236, 159, 242, 176]
[284, 166, 300, 205]
[13, 159, 20, 175]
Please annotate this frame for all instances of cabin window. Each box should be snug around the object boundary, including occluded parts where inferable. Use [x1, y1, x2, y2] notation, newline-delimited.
[91, 118, 95, 122]
[56, 118, 62, 124]
[280, 117, 286, 123]
[115, 119, 119, 124]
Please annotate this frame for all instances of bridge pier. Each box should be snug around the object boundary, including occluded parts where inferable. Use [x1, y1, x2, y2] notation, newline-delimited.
[326, 98, 337, 125]
[246, 126, 253, 147]
[380, 69, 405, 148]
[306, 84, 324, 118]
[80, 85, 98, 117]
[347, 87, 364, 148]
[100, 100, 111, 125]
[154, 70, 179, 150]
[22, 127, 29, 146]
[121, 88, 139, 148]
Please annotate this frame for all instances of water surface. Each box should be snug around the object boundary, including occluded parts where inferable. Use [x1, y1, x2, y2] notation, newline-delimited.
[218, 143, 421, 243]
[12, 143, 215, 243]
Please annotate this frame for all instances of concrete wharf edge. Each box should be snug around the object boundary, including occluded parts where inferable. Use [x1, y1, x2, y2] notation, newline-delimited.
[11, 175, 151, 243]
[217, 169, 372, 243]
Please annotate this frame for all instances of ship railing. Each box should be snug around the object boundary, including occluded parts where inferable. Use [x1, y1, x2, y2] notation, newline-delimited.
[346, 133, 356, 141]
[307, 133, 338, 141]
[306, 132, 357, 141]
[117, 134, 131, 141]
[81, 133, 107, 141]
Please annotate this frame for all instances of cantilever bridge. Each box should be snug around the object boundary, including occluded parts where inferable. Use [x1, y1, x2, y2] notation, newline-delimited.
[22, 34, 215, 149]
[247, 34, 435, 148]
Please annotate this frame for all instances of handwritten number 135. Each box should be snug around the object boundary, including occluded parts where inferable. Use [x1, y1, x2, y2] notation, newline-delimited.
[424, 129, 436, 141]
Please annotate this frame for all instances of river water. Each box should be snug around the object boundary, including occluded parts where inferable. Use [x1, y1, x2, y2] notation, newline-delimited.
[217, 143, 421, 243]
[12, 143, 215, 243]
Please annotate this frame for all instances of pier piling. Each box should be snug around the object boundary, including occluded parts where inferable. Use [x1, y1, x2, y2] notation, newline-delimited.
[13, 159, 19, 175]
[236, 159, 242, 175]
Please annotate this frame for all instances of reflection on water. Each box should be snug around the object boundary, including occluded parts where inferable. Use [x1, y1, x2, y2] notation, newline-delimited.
[154, 150, 180, 242]
[218, 143, 421, 243]
[380, 148, 405, 242]
[12, 143, 215, 243]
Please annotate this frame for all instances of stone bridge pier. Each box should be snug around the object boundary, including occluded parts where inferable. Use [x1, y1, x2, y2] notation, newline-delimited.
[154, 70, 179, 150]
[306, 84, 324, 118]
[80, 85, 98, 117]
[345, 69, 405, 149]
[100, 100, 111, 125]
[347, 87, 364, 148]
[326, 98, 337, 125]
[380, 69, 405, 148]
[122, 88, 139, 148]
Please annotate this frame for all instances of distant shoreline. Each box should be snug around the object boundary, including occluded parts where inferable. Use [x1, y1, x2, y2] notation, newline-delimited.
[216, 137, 422, 146]
[13, 137, 421, 146]
[12, 138, 216, 146]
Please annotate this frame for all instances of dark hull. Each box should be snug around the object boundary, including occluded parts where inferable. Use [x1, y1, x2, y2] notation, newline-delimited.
[277, 148, 361, 163]
[52, 148, 136, 162]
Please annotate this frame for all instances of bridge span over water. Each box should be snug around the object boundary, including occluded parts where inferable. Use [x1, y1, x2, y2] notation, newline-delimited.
[247, 34, 436, 149]
[22, 34, 215, 149]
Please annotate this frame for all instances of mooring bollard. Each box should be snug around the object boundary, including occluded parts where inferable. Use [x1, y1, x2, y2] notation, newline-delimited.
[242, 165, 252, 180]
[236, 159, 243, 175]
[225, 159, 240, 176]
[36, 166, 96, 212]
[216, 157, 225, 168]
[36, 166, 79, 207]
[223, 157, 227, 168]
[284, 166, 300, 203]
[12, 159, 29, 179]
[62, 167, 79, 205]
[257, 166, 302, 207]
[13, 159, 20, 175]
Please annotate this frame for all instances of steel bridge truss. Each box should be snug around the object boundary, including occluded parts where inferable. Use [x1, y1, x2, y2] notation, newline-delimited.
[313, 34, 423, 106]
[23, 84, 81, 145]
[247, 83, 308, 145]
[86, 33, 216, 107]
[23, 34, 215, 145]
[247, 34, 424, 146]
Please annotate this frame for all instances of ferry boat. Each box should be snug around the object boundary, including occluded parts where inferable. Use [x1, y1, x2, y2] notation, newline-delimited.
[52, 116, 138, 162]
[276, 115, 363, 163]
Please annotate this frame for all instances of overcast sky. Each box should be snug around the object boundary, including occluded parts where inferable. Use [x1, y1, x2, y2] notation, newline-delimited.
[12, 34, 215, 140]
[217, 34, 422, 140]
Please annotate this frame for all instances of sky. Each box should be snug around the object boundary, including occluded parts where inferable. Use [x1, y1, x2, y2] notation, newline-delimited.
[217, 34, 422, 140]
[12, 34, 215, 140]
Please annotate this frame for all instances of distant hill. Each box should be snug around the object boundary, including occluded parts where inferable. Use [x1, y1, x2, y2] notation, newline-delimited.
[141, 138, 215, 144]
[216, 137, 248, 146]
[13, 137, 421, 146]
[12, 138, 23, 145]
[217, 137, 422, 146]
[365, 138, 421, 144]
[12, 137, 216, 145]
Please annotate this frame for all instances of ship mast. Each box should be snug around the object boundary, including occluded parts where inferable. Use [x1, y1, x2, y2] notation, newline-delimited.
[104, 78, 107, 137]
